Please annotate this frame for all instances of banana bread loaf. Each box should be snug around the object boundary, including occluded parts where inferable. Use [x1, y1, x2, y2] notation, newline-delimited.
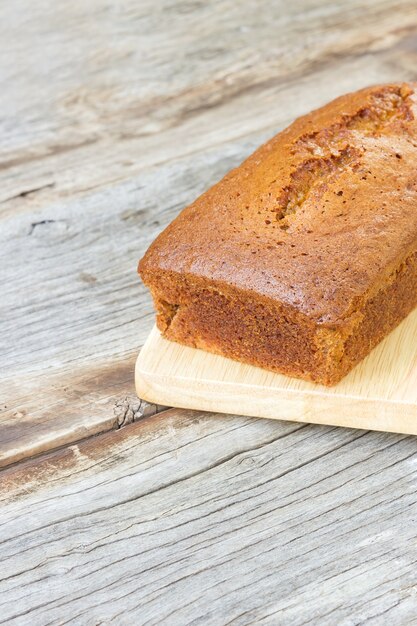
[139, 83, 417, 385]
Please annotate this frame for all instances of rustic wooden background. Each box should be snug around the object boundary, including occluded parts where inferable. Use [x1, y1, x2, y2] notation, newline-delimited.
[1, 0, 417, 623]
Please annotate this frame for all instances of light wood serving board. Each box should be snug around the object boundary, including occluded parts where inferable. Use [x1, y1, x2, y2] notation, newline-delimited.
[136, 309, 417, 435]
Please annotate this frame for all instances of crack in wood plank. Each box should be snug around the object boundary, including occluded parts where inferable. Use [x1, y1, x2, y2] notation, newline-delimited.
[113, 397, 169, 428]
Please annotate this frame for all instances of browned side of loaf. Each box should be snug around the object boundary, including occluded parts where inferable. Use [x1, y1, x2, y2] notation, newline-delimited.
[141, 249, 417, 385]
[139, 82, 417, 385]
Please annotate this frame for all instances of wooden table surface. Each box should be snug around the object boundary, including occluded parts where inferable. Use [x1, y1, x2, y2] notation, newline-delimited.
[1, 1, 417, 624]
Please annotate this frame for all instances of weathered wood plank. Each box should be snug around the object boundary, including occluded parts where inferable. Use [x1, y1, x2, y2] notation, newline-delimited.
[1, 0, 417, 209]
[0, 147, 243, 466]
[1, 410, 416, 625]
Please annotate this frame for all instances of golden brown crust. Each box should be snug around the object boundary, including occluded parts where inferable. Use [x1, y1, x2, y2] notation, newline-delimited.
[139, 83, 417, 385]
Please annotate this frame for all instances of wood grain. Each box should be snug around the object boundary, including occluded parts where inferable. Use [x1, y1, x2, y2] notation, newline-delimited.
[2, 0, 417, 466]
[1, 409, 417, 625]
[1, 2, 417, 622]
[136, 310, 417, 435]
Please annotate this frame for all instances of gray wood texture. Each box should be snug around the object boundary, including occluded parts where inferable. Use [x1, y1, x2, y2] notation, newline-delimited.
[1, 0, 417, 623]
[2, 411, 417, 625]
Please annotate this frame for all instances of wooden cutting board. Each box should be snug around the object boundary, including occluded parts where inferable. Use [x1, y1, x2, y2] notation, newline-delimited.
[136, 309, 417, 435]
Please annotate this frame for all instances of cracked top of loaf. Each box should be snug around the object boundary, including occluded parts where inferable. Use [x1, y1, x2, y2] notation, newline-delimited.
[139, 83, 417, 325]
